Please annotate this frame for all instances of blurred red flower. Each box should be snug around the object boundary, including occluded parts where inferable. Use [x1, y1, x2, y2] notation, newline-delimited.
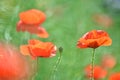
[109, 72, 120, 80]
[0, 43, 32, 80]
[77, 30, 112, 49]
[16, 9, 49, 38]
[20, 39, 57, 59]
[85, 65, 107, 80]
[101, 54, 116, 69]
[93, 14, 113, 28]
[19, 9, 46, 25]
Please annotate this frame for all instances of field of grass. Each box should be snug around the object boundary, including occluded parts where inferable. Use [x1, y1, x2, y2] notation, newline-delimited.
[0, 0, 120, 80]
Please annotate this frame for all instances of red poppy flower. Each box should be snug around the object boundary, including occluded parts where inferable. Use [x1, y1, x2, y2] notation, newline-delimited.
[93, 14, 112, 28]
[16, 9, 48, 38]
[109, 72, 120, 80]
[77, 30, 112, 49]
[20, 39, 57, 59]
[19, 9, 46, 25]
[0, 43, 32, 80]
[85, 65, 107, 79]
[17, 20, 49, 38]
[101, 54, 116, 69]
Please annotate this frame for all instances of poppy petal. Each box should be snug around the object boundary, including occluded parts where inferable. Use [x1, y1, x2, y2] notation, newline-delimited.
[20, 45, 30, 55]
[97, 37, 112, 46]
[22, 39, 57, 58]
[16, 21, 49, 38]
[29, 42, 56, 57]
[28, 39, 43, 45]
[77, 38, 88, 48]
[37, 27, 49, 38]
[19, 9, 46, 25]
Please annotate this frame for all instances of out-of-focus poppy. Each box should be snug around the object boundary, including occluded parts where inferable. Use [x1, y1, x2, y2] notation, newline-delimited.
[19, 9, 46, 25]
[93, 14, 113, 28]
[85, 65, 107, 80]
[16, 9, 49, 38]
[77, 30, 112, 49]
[109, 72, 120, 80]
[17, 20, 49, 38]
[101, 54, 116, 69]
[0, 43, 33, 80]
[20, 39, 57, 59]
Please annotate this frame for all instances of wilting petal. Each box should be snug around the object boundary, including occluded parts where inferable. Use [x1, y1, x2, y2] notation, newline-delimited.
[77, 30, 112, 48]
[19, 9, 46, 25]
[85, 65, 107, 79]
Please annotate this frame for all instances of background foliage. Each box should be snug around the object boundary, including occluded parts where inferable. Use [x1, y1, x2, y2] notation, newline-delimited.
[0, 0, 120, 80]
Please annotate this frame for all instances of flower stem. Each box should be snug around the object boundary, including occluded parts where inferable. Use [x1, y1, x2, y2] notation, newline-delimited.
[91, 49, 95, 80]
[31, 58, 38, 80]
[49, 47, 63, 80]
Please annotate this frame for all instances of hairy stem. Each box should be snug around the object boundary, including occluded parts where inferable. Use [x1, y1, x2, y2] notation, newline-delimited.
[90, 49, 95, 80]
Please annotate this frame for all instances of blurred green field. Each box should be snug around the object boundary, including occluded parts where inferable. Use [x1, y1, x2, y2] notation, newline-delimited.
[0, 0, 120, 80]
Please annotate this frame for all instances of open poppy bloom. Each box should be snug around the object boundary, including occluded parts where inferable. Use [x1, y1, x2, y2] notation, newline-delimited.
[20, 39, 57, 59]
[93, 14, 112, 28]
[17, 20, 49, 38]
[109, 72, 120, 80]
[77, 30, 112, 49]
[101, 54, 116, 69]
[85, 65, 107, 80]
[0, 43, 32, 80]
[16, 9, 49, 38]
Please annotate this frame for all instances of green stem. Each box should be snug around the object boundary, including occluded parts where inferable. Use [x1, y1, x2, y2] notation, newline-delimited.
[90, 49, 95, 80]
[49, 47, 63, 80]
[52, 52, 62, 80]
[36, 58, 38, 73]
[32, 58, 38, 80]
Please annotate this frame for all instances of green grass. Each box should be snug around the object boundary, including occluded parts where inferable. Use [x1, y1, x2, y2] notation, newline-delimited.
[0, 0, 120, 80]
